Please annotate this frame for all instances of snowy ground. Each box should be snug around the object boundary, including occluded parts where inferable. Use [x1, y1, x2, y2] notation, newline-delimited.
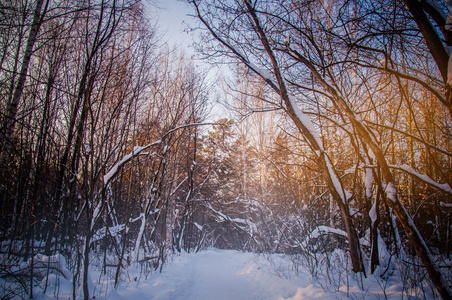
[111, 249, 328, 300]
[36, 248, 418, 300]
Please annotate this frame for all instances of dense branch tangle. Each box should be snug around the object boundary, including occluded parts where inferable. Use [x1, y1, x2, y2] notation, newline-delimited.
[1, 0, 452, 299]
[191, 0, 452, 298]
[0, 1, 210, 299]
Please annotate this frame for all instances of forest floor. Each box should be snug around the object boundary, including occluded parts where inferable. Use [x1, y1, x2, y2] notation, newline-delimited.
[111, 249, 328, 300]
[34, 248, 421, 300]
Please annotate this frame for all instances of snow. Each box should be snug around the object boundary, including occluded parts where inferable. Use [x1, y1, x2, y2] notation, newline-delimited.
[32, 249, 413, 300]
[376, 233, 393, 272]
[249, 62, 272, 81]
[92, 224, 126, 243]
[163, 145, 169, 154]
[302, 225, 348, 248]
[104, 142, 161, 185]
[287, 95, 323, 150]
[369, 201, 377, 225]
[111, 249, 329, 300]
[342, 163, 364, 175]
[104, 152, 133, 184]
[365, 167, 373, 199]
[400, 205, 450, 292]
[325, 159, 350, 203]
[131, 213, 146, 261]
[309, 225, 348, 239]
[284, 93, 353, 203]
[84, 143, 91, 153]
[385, 182, 397, 202]
[391, 164, 452, 195]
[28, 253, 72, 280]
[441, 201, 452, 208]
[91, 200, 103, 230]
[193, 222, 203, 231]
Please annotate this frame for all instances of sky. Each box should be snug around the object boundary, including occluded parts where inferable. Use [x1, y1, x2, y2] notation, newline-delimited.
[146, 0, 232, 122]
[151, 0, 197, 54]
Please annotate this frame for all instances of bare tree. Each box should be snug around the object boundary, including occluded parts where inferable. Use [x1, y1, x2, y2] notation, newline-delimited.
[189, 0, 452, 297]
[0, 0, 49, 164]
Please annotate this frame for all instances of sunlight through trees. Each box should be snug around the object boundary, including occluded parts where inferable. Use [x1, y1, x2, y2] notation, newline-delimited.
[1, 0, 452, 299]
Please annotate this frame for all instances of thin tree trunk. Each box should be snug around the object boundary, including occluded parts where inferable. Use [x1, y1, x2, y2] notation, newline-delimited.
[1, 0, 47, 163]
[82, 229, 92, 300]
[240, 1, 365, 273]
[285, 44, 452, 299]
[402, 0, 452, 118]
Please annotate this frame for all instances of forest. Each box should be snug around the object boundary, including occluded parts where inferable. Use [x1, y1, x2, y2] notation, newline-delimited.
[0, 0, 451, 299]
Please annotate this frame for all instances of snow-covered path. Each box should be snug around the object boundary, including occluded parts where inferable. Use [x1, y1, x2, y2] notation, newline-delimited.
[38, 248, 413, 300]
[38, 248, 414, 300]
[112, 249, 328, 300]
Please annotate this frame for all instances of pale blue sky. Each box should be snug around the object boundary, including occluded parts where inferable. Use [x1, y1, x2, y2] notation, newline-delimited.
[154, 0, 196, 51]
[149, 0, 231, 121]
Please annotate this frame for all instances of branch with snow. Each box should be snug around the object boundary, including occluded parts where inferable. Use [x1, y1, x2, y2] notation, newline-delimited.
[91, 224, 125, 244]
[301, 226, 348, 248]
[27, 253, 72, 280]
[389, 164, 452, 196]
[103, 142, 161, 186]
[441, 202, 452, 208]
[205, 203, 258, 236]
[103, 123, 220, 187]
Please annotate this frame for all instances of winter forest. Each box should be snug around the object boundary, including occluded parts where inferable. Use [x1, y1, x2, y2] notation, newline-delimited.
[1, 0, 452, 299]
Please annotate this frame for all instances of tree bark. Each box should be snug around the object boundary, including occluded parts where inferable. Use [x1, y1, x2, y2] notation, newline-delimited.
[242, 0, 365, 273]
[403, 0, 449, 82]
[403, 0, 452, 118]
[1, 0, 47, 163]
[286, 44, 452, 300]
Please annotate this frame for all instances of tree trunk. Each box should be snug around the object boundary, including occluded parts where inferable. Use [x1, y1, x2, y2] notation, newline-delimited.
[241, 1, 365, 273]
[286, 44, 452, 299]
[83, 231, 92, 300]
[402, 0, 452, 118]
[1, 0, 47, 163]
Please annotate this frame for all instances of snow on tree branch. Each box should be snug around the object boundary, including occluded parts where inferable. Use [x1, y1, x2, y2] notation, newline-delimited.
[301, 226, 348, 248]
[390, 164, 452, 195]
[103, 123, 219, 187]
[103, 143, 160, 186]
